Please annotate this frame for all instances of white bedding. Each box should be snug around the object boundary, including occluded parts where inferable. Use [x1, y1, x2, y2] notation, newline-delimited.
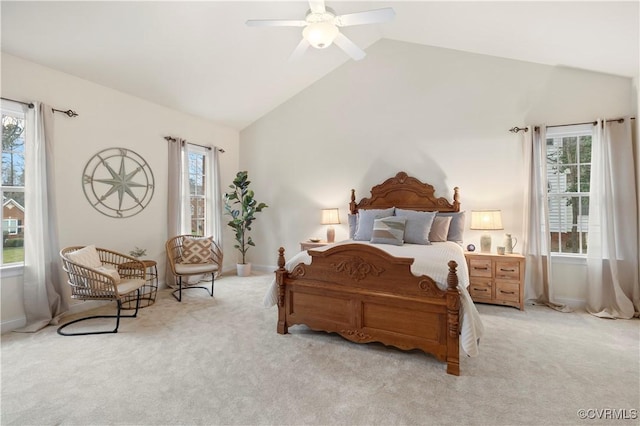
[263, 240, 484, 357]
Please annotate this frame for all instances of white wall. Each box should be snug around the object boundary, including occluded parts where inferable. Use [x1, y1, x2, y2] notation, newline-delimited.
[1, 53, 240, 332]
[240, 39, 635, 305]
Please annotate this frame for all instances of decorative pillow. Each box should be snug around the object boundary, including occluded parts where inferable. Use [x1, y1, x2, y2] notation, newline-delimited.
[428, 216, 453, 242]
[67, 245, 102, 268]
[394, 209, 437, 245]
[436, 211, 466, 243]
[94, 265, 121, 284]
[182, 237, 214, 264]
[353, 208, 395, 241]
[348, 214, 358, 239]
[370, 216, 407, 246]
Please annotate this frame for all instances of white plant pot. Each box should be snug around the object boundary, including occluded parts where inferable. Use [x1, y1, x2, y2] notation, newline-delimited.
[236, 263, 252, 277]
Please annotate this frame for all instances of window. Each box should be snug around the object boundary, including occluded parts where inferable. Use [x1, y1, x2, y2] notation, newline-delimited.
[3, 218, 19, 235]
[1, 102, 26, 266]
[546, 124, 592, 255]
[187, 145, 207, 236]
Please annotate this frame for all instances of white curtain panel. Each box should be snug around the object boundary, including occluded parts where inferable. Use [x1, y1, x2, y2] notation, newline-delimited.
[17, 102, 69, 332]
[586, 118, 639, 319]
[166, 138, 189, 286]
[204, 148, 223, 278]
[204, 147, 223, 245]
[522, 125, 569, 311]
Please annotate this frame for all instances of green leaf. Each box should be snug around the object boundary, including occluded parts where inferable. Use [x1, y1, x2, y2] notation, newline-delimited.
[223, 171, 268, 260]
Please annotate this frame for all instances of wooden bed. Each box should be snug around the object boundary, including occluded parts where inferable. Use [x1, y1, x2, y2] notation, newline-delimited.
[274, 172, 464, 375]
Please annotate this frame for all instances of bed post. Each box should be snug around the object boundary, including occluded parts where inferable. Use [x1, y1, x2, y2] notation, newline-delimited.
[276, 247, 288, 334]
[446, 260, 461, 375]
[453, 187, 460, 212]
[349, 189, 357, 214]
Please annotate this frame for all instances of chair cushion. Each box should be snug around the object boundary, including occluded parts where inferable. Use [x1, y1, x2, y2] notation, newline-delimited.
[116, 278, 146, 296]
[182, 237, 214, 264]
[175, 263, 220, 275]
[67, 245, 102, 268]
[94, 265, 121, 284]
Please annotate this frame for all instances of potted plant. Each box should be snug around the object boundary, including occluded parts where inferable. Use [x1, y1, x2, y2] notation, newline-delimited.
[224, 171, 268, 276]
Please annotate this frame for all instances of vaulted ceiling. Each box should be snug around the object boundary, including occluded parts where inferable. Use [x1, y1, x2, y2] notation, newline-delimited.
[2, 1, 638, 130]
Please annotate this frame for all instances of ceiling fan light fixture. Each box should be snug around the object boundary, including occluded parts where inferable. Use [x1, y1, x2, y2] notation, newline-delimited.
[303, 21, 339, 49]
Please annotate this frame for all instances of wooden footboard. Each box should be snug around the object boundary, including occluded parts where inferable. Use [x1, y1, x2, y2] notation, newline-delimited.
[275, 244, 461, 375]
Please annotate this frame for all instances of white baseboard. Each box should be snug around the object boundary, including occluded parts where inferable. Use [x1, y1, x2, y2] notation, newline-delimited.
[252, 264, 277, 273]
[1, 316, 26, 334]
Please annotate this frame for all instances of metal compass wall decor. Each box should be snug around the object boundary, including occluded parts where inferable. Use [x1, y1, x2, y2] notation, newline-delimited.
[82, 147, 155, 218]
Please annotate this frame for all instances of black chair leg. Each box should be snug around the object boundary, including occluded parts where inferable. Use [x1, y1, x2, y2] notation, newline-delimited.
[171, 274, 215, 301]
[171, 276, 183, 301]
[57, 289, 141, 336]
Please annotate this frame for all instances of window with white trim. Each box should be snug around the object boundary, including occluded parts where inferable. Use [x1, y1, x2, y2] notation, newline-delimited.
[1, 102, 26, 265]
[546, 124, 592, 255]
[187, 145, 207, 236]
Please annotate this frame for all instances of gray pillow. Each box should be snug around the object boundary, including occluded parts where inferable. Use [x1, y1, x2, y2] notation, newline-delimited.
[353, 208, 395, 241]
[428, 216, 452, 242]
[394, 208, 437, 245]
[370, 216, 407, 246]
[348, 214, 358, 239]
[436, 211, 466, 243]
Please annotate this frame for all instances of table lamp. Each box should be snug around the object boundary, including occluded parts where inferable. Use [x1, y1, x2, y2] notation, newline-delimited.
[470, 210, 503, 253]
[321, 208, 340, 243]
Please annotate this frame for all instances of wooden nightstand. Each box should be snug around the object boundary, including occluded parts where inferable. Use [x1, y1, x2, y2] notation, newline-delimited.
[464, 251, 525, 310]
[300, 241, 330, 251]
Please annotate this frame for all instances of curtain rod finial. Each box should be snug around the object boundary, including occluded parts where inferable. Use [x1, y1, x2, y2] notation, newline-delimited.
[509, 126, 528, 133]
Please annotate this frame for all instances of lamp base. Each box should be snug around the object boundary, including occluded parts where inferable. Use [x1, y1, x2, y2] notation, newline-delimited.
[480, 234, 491, 253]
[327, 226, 335, 243]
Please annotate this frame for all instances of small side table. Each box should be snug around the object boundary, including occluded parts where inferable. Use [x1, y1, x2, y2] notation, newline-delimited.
[121, 259, 158, 309]
[300, 241, 330, 251]
[464, 252, 525, 310]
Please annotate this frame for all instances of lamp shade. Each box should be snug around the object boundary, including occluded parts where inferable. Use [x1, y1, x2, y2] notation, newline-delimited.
[321, 208, 340, 225]
[470, 210, 503, 230]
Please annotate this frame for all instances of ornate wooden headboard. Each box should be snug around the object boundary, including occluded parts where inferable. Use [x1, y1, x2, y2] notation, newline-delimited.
[349, 171, 460, 214]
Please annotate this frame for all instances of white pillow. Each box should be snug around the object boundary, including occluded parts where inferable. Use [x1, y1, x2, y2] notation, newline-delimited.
[94, 265, 121, 284]
[67, 245, 102, 268]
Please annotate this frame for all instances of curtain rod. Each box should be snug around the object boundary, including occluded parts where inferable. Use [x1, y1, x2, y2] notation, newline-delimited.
[1, 96, 79, 117]
[164, 136, 225, 153]
[509, 116, 636, 133]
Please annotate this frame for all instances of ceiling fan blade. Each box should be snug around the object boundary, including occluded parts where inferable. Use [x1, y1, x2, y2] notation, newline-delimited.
[289, 38, 311, 61]
[308, 0, 326, 14]
[335, 8, 396, 27]
[333, 32, 366, 61]
[246, 19, 307, 27]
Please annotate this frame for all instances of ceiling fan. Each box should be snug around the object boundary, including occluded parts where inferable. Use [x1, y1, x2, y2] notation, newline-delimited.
[246, 0, 395, 61]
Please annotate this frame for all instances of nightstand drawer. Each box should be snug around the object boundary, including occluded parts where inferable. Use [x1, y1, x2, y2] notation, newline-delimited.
[495, 261, 520, 280]
[496, 281, 520, 302]
[468, 259, 492, 277]
[464, 252, 525, 310]
[468, 279, 492, 300]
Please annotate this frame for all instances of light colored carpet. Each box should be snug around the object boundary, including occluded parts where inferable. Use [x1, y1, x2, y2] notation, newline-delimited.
[1, 273, 638, 426]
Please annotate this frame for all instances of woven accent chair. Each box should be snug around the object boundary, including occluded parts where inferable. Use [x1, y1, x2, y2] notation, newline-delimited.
[165, 235, 223, 301]
[58, 246, 147, 336]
